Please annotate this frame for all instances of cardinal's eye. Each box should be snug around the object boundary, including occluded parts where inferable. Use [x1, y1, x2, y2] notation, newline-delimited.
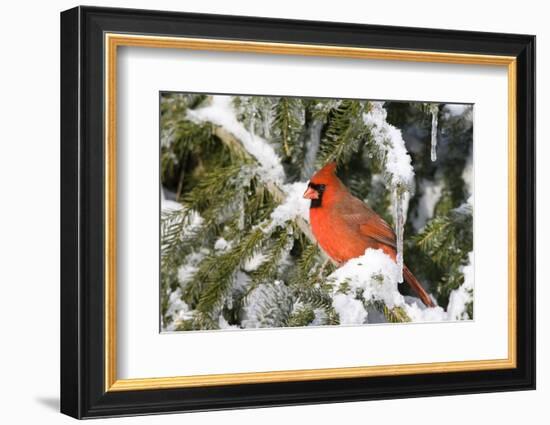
[308, 182, 326, 192]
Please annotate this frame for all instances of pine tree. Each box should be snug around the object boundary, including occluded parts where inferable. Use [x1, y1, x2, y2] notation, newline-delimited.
[160, 93, 474, 331]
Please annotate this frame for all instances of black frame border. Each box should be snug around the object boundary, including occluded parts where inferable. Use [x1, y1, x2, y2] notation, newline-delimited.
[60, 6, 535, 419]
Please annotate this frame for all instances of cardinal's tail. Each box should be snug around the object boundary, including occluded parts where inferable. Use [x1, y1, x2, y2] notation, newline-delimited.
[403, 266, 435, 308]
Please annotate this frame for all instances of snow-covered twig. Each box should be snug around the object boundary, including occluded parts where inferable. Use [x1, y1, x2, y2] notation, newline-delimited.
[187, 95, 285, 184]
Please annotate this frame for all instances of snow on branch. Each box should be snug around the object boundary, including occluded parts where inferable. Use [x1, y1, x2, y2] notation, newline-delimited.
[187, 95, 285, 184]
[363, 102, 415, 190]
[329, 248, 448, 324]
[328, 247, 476, 324]
[363, 102, 415, 282]
[263, 182, 309, 232]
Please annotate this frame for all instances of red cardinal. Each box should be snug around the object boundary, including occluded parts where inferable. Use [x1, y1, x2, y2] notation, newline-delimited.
[303, 162, 435, 307]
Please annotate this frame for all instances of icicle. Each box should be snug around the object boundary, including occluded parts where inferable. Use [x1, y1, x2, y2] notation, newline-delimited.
[302, 120, 323, 179]
[249, 111, 256, 138]
[430, 104, 439, 162]
[393, 188, 405, 283]
[238, 192, 246, 231]
[262, 103, 271, 139]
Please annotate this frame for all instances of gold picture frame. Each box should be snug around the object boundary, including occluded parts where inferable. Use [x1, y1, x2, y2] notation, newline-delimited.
[104, 34, 517, 392]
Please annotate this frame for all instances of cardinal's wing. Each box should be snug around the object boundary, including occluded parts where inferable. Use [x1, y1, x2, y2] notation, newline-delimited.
[335, 196, 397, 249]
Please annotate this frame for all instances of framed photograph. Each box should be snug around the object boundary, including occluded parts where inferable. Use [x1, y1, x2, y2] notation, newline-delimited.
[60, 6, 535, 419]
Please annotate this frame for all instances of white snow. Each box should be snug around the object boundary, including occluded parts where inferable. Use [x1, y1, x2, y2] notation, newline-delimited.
[329, 248, 447, 324]
[231, 270, 252, 295]
[430, 104, 439, 162]
[188, 211, 204, 230]
[161, 187, 182, 212]
[243, 252, 268, 272]
[177, 250, 209, 286]
[327, 247, 475, 324]
[214, 237, 230, 251]
[310, 308, 328, 326]
[161, 199, 182, 212]
[363, 102, 415, 282]
[163, 288, 194, 331]
[177, 263, 198, 287]
[405, 301, 446, 322]
[363, 102, 415, 189]
[218, 316, 239, 330]
[332, 294, 368, 325]
[187, 95, 285, 183]
[329, 248, 405, 308]
[263, 181, 310, 232]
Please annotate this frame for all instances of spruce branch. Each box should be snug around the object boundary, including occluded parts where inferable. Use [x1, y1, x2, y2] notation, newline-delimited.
[194, 228, 266, 317]
[413, 203, 473, 305]
[383, 305, 411, 323]
[286, 305, 315, 327]
[241, 282, 296, 328]
[248, 227, 293, 285]
[273, 97, 304, 159]
[318, 100, 367, 165]
[414, 204, 472, 267]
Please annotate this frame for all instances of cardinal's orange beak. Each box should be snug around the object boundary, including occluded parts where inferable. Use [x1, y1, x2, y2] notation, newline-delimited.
[303, 187, 319, 200]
